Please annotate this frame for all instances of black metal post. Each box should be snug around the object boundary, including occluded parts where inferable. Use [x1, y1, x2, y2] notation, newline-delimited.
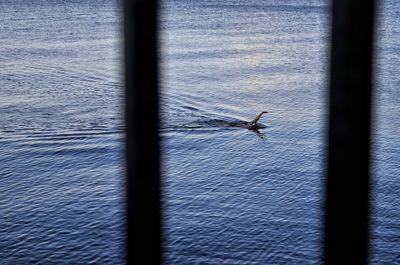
[123, 0, 161, 264]
[324, 0, 376, 264]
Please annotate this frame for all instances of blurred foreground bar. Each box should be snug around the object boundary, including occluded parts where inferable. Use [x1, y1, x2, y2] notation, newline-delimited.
[324, 0, 376, 264]
[123, 0, 161, 264]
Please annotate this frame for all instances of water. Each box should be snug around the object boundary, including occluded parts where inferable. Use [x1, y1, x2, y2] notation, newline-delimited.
[160, 0, 327, 264]
[1, 0, 399, 264]
[0, 1, 124, 264]
[371, 1, 400, 263]
[161, 0, 400, 264]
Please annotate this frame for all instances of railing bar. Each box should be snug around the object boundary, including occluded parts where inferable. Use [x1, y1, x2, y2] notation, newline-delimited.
[123, 0, 161, 264]
[324, 0, 376, 264]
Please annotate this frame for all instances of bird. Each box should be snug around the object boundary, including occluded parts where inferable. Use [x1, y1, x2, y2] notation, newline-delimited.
[244, 111, 268, 130]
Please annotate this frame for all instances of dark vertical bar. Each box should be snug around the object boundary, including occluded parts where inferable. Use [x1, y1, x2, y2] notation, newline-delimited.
[324, 0, 375, 264]
[123, 0, 161, 264]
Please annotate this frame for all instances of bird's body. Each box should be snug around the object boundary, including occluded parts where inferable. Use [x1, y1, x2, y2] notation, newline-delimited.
[244, 111, 268, 130]
[186, 111, 269, 132]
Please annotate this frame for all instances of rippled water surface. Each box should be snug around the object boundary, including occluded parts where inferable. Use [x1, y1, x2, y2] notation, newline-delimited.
[0, 1, 123, 264]
[371, 1, 400, 263]
[1, 0, 400, 264]
[161, 0, 400, 264]
[160, 1, 327, 264]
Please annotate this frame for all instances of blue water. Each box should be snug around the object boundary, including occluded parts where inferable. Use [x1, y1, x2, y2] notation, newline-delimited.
[371, 1, 400, 264]
[160, 0, 327, 264]
[1, 0, 399, 264]
[160, 0, 400, 264]
[0, 1, 124, 264]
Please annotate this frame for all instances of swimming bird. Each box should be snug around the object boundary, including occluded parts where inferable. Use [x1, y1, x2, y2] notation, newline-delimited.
[244, 111, 269, 130]
[184, 111, 269, 131]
